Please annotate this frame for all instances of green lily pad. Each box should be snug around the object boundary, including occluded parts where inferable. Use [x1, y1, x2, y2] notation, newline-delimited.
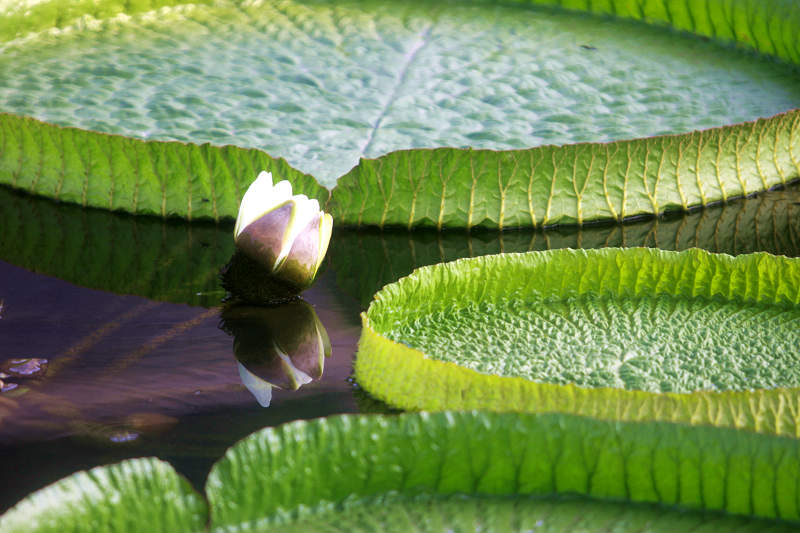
[2, 0, 799, 186]
[4, 413, 799, 531]
[356, 248, 800, 436]
[1, 0, 800, 227]
[207, 412, 800, 531]
[0, 113, 328, 221]
[388, 292, 800, 393]
[0, 457, 207, 533]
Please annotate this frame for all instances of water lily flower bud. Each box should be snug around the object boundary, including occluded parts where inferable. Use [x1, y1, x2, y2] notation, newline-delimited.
[234, 171, 333, 291]
[220, 301, 331, 408]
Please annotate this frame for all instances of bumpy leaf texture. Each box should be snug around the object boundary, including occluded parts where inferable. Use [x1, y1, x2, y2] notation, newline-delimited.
[0, 0, 799, 227]
[356, 248, 800, 436]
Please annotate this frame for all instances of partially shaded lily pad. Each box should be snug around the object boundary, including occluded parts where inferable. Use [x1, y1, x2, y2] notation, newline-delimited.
[3, 0, 799, 184]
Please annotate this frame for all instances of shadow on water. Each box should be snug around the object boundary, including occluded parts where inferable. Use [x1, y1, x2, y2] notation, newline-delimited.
[0, 182, 798, 510]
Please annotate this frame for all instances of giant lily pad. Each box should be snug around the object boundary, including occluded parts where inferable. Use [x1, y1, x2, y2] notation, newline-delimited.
[355, 248, 800, 436]
[1, 0, 800, 227]
[207, 413, 800, 531]
[6, 412, 799, 531]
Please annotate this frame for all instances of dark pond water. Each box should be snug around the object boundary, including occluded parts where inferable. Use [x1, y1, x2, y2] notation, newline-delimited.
[0, 182, 798, 511]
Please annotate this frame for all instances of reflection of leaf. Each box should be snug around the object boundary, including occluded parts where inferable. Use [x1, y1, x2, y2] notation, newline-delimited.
[0, 186, 232, 307]
[356, 248, 800, 436]
[0, 114, 328, 221]
[2, 0, 800, 227]
[0, 458, 207, 533]
[332, 185, 800, 307]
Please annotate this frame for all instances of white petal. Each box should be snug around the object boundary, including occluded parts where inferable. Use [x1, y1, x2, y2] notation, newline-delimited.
[234, 171, 272, 238]
[234, 174, 294, 239]
[237, 362, 273, 408]
[276, 350, 313, 388]
[274, 194, 321, 267]
[314, 212, 333, 275]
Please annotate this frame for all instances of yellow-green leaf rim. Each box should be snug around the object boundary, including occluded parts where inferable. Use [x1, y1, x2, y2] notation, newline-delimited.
[356, 248, 800, 436]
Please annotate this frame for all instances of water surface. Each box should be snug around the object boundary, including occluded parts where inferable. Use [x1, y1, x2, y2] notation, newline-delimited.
[0, 182, 798, 511]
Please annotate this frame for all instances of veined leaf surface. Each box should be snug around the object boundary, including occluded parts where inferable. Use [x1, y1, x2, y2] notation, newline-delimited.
[1, 0, 800, 226]
[4, 413, 799, 531]
[0, 458, 207, 533]
[356, 248, 800, 435]
[0, 113, 328, 221]
[207, 412, 800, 531]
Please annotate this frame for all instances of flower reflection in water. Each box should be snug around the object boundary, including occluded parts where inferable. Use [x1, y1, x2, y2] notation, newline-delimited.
[220, 300, 331, 407]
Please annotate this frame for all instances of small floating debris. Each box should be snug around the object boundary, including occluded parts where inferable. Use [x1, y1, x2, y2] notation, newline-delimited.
[109, 430, 140, 443]
[2, 358, 48, 378]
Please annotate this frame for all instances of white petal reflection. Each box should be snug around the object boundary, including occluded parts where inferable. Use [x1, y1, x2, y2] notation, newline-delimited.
[237, 362, 273, 408]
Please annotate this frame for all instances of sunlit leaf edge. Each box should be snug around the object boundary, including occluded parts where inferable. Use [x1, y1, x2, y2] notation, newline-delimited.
[355, 248, 800, 436]
[0, 0, 798, 227]
[0, 113, 329, 221]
